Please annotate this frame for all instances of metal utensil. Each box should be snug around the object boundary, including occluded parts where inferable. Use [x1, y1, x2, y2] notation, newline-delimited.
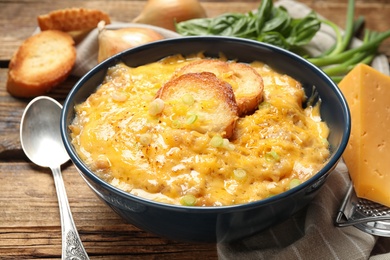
[335, 183, 390, 237]
[20, 96, 89, 260]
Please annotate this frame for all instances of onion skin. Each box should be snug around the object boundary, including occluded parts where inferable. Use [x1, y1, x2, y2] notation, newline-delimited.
[132, 0, 207, 31]
[98, 26, 164, 63]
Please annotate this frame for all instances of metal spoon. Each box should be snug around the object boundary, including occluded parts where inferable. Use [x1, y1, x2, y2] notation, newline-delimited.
[20, 96, 89, 260]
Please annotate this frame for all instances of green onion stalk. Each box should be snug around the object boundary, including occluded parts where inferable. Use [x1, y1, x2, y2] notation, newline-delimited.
[307, 0, 390, 82]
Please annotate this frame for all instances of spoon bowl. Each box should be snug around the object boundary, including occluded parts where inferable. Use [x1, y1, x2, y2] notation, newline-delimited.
[20, 96, 89, 260]
[20, 96, 69, 168]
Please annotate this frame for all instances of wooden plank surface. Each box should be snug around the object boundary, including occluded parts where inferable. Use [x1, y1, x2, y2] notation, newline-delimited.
[0, 159, 218, 259]
[0, 0, 389, 259]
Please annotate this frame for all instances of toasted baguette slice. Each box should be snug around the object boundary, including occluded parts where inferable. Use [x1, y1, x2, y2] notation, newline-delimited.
[175, 59, 263, 116]
[38, 8, 111, 32]
[156, 72, 239, 138]
[227, 62, 264, 115]
[7, 30, 76, 98]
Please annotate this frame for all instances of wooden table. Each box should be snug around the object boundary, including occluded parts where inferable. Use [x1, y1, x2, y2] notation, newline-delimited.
[0, 0, 389, 259]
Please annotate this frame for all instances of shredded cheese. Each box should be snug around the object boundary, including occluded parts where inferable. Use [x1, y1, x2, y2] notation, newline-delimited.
[70, 54, 330, 206]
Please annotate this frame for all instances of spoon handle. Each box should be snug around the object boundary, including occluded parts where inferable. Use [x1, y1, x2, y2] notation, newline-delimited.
[51, 166, 89, 260]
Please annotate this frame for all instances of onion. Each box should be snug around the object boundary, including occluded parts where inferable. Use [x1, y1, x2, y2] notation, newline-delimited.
[132, 0, 207, 31]
[180, 194, 197, 206]
[181, 93, 195, 105]
[233, 168, 247, 181]
[139, 133, 152, 146]
[289, 179, 301, 189]
[97, 21, 164, 63]
[210, 135, 224, 147]
[186, 114, 198, 125]
[149, 98, 165, 116]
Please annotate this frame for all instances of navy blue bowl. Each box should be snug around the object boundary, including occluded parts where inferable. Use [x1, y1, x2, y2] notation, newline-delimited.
[61, 36, 350, 243]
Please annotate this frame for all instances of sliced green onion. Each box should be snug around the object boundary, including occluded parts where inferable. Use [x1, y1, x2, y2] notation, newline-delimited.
[289, 178, 301, 189]
[210, 135, 224, 147]
[139, 133, 152, 145]
[186, 114, 198, 124]
[223, 139, 235, 150]
[289, 179, 301, 189]
[172, 119, 181, 128]
[321, 138, 329, 146]
[259, 101, 271, 109]
[111, 91, 128, 102]
[149, 98, 164, 116]
[210, 135, 235, 150]
[180, 194, 197, 206]
[181, 93, 195, 105]
[233, 168, 247, 180]
[265, 150, 280, 162]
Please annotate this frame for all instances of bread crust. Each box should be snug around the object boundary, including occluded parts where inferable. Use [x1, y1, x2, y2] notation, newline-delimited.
[157, 72, 239, 138]
[38, 8, 111, 32]
[7, 30, 76, 98]
[174, 59, 264, 116]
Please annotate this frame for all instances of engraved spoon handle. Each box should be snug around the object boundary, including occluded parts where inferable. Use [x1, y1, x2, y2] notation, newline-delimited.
[51, 166, 89, 260]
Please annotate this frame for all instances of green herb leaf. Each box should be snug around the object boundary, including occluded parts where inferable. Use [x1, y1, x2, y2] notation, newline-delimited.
[287, 12, 321, 47]
[175, 0, 321, 51]
[258, 32, 290, 49]
[254, 0, 274, 34]
[261, 6, 291, 35]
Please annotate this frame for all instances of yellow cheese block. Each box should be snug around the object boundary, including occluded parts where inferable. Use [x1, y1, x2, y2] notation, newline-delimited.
[338, 63, 390, 207]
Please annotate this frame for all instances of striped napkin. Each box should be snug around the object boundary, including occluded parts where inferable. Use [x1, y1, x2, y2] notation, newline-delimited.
[218, 1, 390, 259]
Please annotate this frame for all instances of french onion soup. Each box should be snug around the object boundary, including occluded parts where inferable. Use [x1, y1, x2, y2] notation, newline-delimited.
[69, 53, 330, 206]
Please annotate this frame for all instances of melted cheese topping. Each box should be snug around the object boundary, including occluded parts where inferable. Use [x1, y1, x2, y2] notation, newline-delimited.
[70, 54, 330, 206]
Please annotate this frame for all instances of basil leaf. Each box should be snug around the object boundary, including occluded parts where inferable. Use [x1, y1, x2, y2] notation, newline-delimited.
[255, 0, 274, 34]
[175, 0, 321, 51]
[175, 18, 213, 36]
[258, 32, 291, 50]
[210, 14, 256, 37]
[287, 12, 321, 46]
[261, 7, 291, 36]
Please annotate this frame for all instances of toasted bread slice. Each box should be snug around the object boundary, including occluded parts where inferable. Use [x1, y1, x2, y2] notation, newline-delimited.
[175, 59, 263, 116]
[226, 62, 264, 115]
[156, 72, 239, 138]
[7, 30, 76, 98]
[38, 8, 111, 32]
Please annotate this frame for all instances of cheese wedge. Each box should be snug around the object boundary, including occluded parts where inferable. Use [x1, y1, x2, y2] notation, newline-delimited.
[338, 63, 390, 207]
